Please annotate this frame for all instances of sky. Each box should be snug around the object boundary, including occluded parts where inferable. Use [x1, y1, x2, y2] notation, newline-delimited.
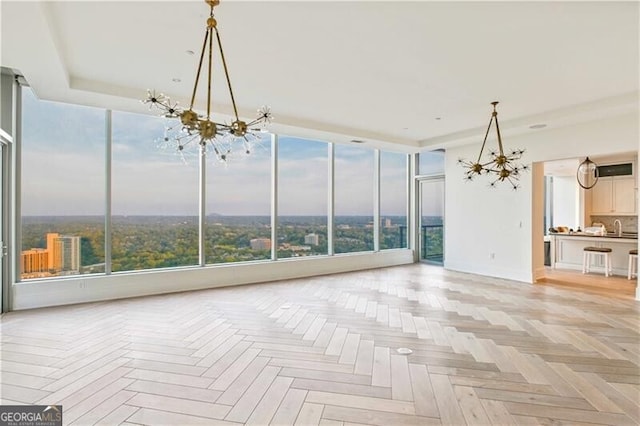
[21, 88, 443, 216]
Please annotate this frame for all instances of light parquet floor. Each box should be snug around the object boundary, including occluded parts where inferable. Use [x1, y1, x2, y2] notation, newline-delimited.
[1, 263, 639, 425]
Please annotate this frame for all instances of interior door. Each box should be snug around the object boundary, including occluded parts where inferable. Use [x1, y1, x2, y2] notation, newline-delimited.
[419, 178, 444, 264]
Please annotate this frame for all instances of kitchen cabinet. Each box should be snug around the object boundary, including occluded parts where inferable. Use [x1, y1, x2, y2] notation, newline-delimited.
[591, 176, 636, 215]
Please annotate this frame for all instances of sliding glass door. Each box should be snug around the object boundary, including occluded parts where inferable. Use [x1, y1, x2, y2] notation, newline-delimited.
[0, 142, 4, 311]
[0, 132, 10, 313]
[419, 178, 444, 264]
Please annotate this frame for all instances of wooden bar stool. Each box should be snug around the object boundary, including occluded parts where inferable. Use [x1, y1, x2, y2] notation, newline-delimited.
[629, 249, 638, 280]
[583, 246, 612, 277]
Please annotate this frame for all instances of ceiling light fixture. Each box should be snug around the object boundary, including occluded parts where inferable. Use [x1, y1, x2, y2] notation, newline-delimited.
[458, 101, 528, 189]
[577, 157, 598, 189]
[143, 0, 272, 163]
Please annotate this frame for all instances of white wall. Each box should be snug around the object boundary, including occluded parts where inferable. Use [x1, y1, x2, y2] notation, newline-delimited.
[552, 176, 579, 230]
[445, 112, 639, 285]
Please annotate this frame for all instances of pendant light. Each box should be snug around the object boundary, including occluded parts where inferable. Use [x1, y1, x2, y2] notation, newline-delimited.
[577, 157, 598, 189]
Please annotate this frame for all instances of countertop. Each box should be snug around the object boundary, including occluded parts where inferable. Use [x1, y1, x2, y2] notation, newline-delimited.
[549, 232, 637, 240]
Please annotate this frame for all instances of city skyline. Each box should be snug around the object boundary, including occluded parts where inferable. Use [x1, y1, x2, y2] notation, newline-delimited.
[20, 212, 426, 278]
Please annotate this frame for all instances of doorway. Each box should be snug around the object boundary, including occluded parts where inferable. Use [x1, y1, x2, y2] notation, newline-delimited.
[419, 178, 444, 264]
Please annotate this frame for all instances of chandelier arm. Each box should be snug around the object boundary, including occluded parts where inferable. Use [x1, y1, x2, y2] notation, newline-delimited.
[214, 28, 240, 121]
[190, 29, 211, 111]
[246, 117, 265, 127]
[158, 100, 173, 112]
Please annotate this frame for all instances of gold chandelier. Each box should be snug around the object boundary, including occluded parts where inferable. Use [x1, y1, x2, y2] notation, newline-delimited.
[143, 0, 272, 162]
[458, 101, 527, 189]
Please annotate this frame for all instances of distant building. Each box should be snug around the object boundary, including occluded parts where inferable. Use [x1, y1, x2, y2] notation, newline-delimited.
[250, 238, 271, 250]
[304, 233, 319, 245]
[21, 248, 49, 275]
[48, 233, 81, 274]
[21, 232, 81, 277]
[384, 218, 392, 228]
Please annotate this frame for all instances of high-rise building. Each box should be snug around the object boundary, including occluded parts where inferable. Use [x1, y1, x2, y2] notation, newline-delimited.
[22, 233, 81, 277]
[21, 248, 49, 275]
[250, 238, 271, 250]
[46, 233, 59, 271]
[304, 233, 319, 245]
[47, 233, 81, 274]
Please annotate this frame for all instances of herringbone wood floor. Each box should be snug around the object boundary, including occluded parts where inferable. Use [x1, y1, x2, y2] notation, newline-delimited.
[1, 264, 639, 425]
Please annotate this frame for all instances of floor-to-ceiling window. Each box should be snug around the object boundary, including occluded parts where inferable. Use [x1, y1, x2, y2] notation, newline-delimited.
[20, 88, 106, 279]
[16, 86, 411, 287]
[277, 136, 328, 258]
[205, 134, 272, 264]
[380, 151, 408, 249]
[334, 144, 375, 253]
[111, 111, 200, 272]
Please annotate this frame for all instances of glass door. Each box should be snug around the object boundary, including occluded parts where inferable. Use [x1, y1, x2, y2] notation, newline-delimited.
[0, 138, 6, 312]
[419, 178, 444, 264]
[0, 127, 12, 313]
[0, 70, 15, 313]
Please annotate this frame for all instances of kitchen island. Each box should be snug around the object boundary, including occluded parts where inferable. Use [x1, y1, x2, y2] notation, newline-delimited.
[549, 233, 638, 276]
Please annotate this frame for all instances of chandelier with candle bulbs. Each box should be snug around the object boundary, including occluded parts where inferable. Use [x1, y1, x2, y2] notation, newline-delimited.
[458, 101, 528, 189]
[143, 0, 272, 163]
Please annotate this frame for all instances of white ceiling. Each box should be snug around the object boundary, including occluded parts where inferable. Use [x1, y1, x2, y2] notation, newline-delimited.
[2, 1, 638, 152]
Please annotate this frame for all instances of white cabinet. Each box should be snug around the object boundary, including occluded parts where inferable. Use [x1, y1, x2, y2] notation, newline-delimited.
[591, 176, 636, 215]
[550, 235, 637, 276]
[591, 179, 612, 213]
[613, 177, 636, 214]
